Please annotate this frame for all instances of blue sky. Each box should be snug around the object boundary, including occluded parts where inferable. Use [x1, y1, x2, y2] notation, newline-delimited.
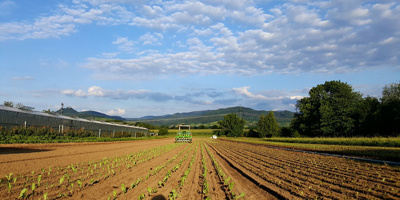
[1, 0, 399, 118]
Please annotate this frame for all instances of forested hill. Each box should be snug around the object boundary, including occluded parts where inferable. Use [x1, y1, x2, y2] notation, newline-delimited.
[55, 107, 126, 121]
[127, 106, 294, 127]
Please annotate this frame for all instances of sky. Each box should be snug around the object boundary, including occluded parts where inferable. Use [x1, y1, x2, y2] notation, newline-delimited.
[0, 0, 399, 118]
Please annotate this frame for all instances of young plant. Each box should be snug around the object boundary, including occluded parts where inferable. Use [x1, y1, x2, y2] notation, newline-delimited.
[168, 189, 180, 200]
[32, 183, 36, 195]
[138, 193, 145, 200]
[228, 182, 235, 191]
[43, 193, 48, 200]
[37, 175, 42, 186]
[18, 188, 28, 198]
[147, 187, 153, 196]
[7, 182, 12, 193]
[121, 184, 127, 194]
[59, 175, 65, 185]
[5, 173, 13, 182]
[77, 180, 83, 188]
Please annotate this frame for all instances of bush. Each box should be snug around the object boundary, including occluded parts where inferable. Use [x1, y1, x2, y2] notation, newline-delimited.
[158, 127, 169, 136]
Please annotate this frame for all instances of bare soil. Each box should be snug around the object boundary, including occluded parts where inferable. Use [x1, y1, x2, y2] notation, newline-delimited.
[0, 138, 399, 200]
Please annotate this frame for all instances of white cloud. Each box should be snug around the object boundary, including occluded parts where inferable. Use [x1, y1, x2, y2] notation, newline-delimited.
[106, 108, 125, 116]
[12, 76, 34, 81]
[139, 33, 163, 45]
[0, 0, 16, 16]
[233, 86, 270, 100]
[87, 86, 104, 96]
[113, 37, 134, 52]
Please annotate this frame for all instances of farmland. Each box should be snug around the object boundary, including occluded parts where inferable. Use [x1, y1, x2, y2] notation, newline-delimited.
[1, 138, 400, 199]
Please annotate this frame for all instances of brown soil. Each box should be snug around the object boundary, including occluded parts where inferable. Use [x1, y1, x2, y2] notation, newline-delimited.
[1, 138, 399, 200]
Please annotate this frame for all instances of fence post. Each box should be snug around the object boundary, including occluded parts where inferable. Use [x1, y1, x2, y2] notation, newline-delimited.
[62, 125, 64, 133]
[99, 129, 101, 137]
[59, 125, 61, 133]
[135, 132, 136, 138]
[113, 130, 115, 138]
[24, 121, 26, 129]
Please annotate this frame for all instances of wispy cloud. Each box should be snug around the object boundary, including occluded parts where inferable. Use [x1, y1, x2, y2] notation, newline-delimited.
[106, 108, 125, 116]
[12, 76, 34, 81]
[113, 37, 134, 52]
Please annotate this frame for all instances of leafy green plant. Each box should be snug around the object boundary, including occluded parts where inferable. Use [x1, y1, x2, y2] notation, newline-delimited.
[228, 182, 235, 191]
[168, 189, 180, 200]
[5, 173, 13, 182]
[121, 184, 127, 194]
[59, 175, 65, 185]
[77, 180, 83, 188]
[31, 183, 36, 194]
[7, 182, 12, 192]
[138, 193, 145, 200]
[235, 192, 245, 199]
[18, 188, 28, 198]
[37, 175, 42, 186]
[43, 193, 48, 200]
[147, 187, 153, 196]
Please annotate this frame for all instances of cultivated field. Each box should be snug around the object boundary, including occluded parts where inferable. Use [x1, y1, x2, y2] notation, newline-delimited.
[0, 138, 400, 199]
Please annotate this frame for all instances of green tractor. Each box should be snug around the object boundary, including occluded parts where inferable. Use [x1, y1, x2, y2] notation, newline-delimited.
[175, 125, 192, 143]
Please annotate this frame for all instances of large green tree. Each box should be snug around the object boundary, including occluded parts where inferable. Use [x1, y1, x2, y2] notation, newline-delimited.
[257, 112, 280, 137]
[379, 82, 400, 136]
[291, 80, 366, 137]
[218, 113, 245, 137]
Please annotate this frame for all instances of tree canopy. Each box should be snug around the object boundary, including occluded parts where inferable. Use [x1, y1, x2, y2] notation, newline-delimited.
[218, 113, 245, 137]
[291, 80, 400, 137]
[291, 80, 366, 137]
[257, 111, 279, 137]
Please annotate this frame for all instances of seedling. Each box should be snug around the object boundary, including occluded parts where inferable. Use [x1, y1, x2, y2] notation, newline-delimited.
[224, 177, 231, 185]
[7, 182, 12, 192]
[121, 184, 127, 194]
[158, 181, 164, 188]
[59, 175, 65, 185]
[138, 193, 145, 200]
[77, 180, 83, 188]
[43, 193, 48, 200]
[18, 188, 28, 198]
[32, 183, 36, 194]
[168, 189, 180, 200]
[147, 187, 153, 196]
[37, 175, 42, 186]
[5, 173, 13, 182]
[228, 182, 235, 191]
[113, 190, 117, 199]
[235, 192, 245, 199]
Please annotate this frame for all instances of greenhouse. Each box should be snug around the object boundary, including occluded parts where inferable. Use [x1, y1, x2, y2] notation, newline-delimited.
[0, 106, 148, 136]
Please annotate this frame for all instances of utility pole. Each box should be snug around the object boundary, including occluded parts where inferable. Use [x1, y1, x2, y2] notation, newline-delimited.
[239, 105, 242, 120]
[61, 103, 64, 115]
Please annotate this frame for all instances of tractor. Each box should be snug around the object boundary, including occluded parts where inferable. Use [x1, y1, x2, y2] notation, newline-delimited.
[175, 125, 192, 143]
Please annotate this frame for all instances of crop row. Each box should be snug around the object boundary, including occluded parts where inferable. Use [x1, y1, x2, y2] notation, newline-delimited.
[0, 143, 185, 200]
[107, 141, 197, 199]
[203, 142, 245, 199]
[207, 139, 400, 199]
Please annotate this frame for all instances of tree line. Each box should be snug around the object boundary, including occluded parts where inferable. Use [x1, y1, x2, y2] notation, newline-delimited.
[217, 80, 400, 138]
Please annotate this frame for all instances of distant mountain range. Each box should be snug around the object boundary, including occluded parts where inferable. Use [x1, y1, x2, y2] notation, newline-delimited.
[127, 106, 294, 127]
[55, 106, 294, 127]
[55, 107, 126, 121]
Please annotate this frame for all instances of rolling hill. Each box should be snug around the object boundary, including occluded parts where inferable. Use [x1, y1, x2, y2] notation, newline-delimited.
[55, 107, 126, 121]
[127, 106, 294, 127]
